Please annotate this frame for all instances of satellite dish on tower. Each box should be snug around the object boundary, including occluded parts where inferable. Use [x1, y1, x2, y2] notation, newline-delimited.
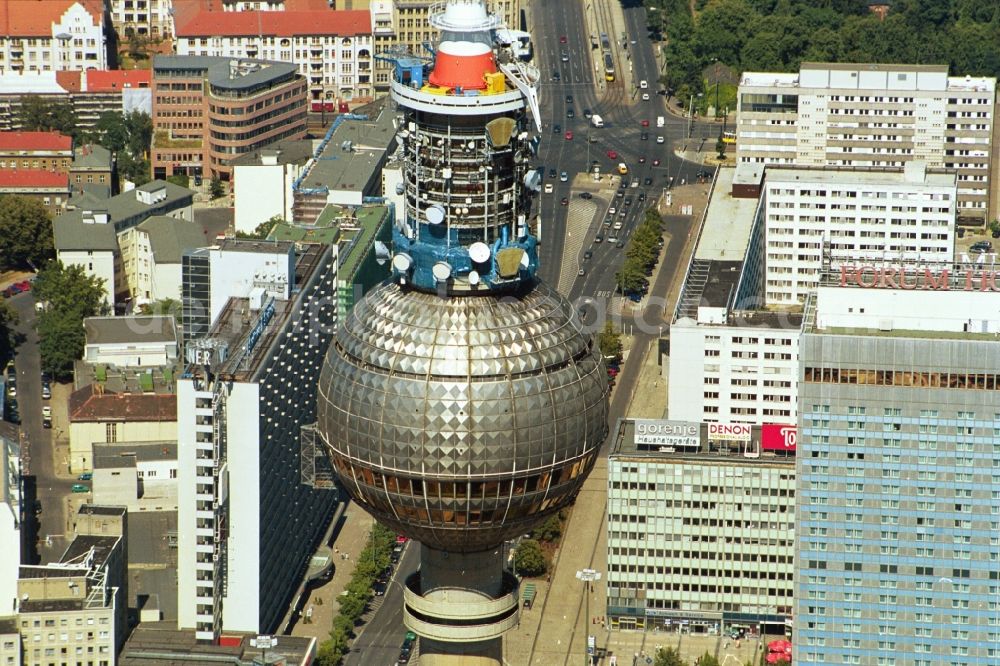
[425, 205, 445, 225]
[432, 262, 452, 282]
[392, 253, 413, 273]
[374, 241, 391, 266]
[468, 242, 491, 263]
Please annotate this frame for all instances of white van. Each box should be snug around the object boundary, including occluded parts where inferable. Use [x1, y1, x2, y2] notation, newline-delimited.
[591, 114, 604, 128]
[656, 116, 664, 128]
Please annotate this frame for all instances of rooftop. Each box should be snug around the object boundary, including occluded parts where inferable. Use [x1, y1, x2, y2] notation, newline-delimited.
[94, 441, 177, 469]
[269, 220, 341, 245]
[763, 162, 956, 188]
[229, 138, 315, 168]
[695, 167, 758, 263]
[69, 385, 177, 423]
[0, 617, 15, 634]
[72, 143, 113, 171]
[60, 534, 119, 570]
[0, 71, 69, 95]
[78, 504, 127, 517]
[153, 55, 300, 92]
[610, 419, 795, 465]
[84, 315, 178, 346]
[337, 205, 390, 281]
[302, 110, 397, 194]
[801, 61, 949, 74]
[0, 0, 103, 36]
[217, 237, 295, 255]
[83, 69, 152, 92]
[176, 8, 371, 38]
[121, 622, 317, 666]
[192, 243, 327, 382]
[0, 169, 70, 189]
[74, 359, 180, 393]
[138, 215, 214, 263]
[0, 130, 72, 152]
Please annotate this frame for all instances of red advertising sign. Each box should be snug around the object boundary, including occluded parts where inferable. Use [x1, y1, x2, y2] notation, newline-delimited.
[762, 424, 796, 451]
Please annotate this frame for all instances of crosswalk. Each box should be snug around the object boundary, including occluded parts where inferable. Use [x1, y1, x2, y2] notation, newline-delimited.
[556, 199, 598, 295]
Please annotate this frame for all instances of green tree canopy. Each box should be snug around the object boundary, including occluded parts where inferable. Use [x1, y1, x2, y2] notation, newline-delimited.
[17, 96, 79, 141]
[87, 110, 153, 187]
[654, 646, 688, 666]
[598, 320, 623, 360]
[513, 539, 548, 577]
[34, 262, 107, 379]
[0, 196, 55, 271]
[0, 302, 19, 367]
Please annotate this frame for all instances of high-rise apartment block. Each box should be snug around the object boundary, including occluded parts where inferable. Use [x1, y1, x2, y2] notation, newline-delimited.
[795, 271, 1000, 664]
[736, 63, 996, 222]
[607, 419, 795, 633]
[761, 162, 956, 305]
[176, 240, 339, 639]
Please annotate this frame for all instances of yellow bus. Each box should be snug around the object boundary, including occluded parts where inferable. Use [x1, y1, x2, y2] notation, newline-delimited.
[722, 131, 737, 145]
[603, 52, 615, 82]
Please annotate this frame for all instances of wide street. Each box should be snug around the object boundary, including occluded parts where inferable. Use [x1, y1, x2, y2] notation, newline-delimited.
[6, 289, 72, 565]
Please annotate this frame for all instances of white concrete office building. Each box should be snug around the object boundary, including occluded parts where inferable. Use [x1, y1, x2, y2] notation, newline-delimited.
[762, 162, 957, 305]
[607, 419, 796, 633]
[736, 63, 996, 222]
[669, 166, 801, 426]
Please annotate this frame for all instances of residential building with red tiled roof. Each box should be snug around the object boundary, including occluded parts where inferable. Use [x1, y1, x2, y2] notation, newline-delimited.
[175, 9, 375, 110]
[83, 69, 152, 92]
[0, 169, 71, 213]
[68, 383, 178, 472]
[0, 0, 108, 74]
[0, 131, 114, 197]
[151, 56, 307, 181]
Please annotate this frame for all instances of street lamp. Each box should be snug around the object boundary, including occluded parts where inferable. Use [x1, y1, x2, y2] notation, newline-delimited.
[687, 93, 703, 139]
[576, 568, 602, 666]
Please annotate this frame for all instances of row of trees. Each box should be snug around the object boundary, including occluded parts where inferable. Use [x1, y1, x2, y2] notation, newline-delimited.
[316, 523, 397, 665]
[18, 96, 153, 186]
[650, 0, 1000, 107]
[615, 209, 664, 296]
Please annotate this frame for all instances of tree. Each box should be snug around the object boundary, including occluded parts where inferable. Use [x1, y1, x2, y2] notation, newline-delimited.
[34, 262, 107, 379]
[0, 196, 55, 271]
[210, 177, 225, 199]
[166, 174, 189, 189]
[17, 96, 79, 141]
[530, 514, 563, 543]
[236, 215, 282, 240]
[0, 302, 19, 367]
[87, 110, 152, 187]
[695, 653, 720, 666]
[513, 539, 547, 577]
[137, 298, 181, 323]
[654, 646, 688, 666]
[598, 321, 623, 360]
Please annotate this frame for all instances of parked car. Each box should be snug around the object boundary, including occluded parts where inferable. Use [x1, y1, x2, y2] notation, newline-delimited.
[71, 484, 90, 493]
[42, 405, 52, 429]
[560, 197, 569, 206]
[594, 234, 604, 243]
[78, 473, 93, 481]
[41, 380, 51, 400]
[640, 132, 648, 141]
[566, 108, 575, 119]
[552, 71, 561, 82]
[373, 581, 387, 596]
[560, 171, 568, 182]
[548, 168, 557, 179]
[970, 241, 993, 254]
[579, 192, 593, 200]
[583, 250, 593, 260]
[553, 124, 561, 134]
[583, 108, 592, 119]
[606, 150, 618, 159]
[564, 130, 573, 140]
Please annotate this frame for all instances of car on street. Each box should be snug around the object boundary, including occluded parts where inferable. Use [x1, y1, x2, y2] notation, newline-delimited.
[41, 379, 51, 399]
[625, 197, 633, 206]
[638, 192, 646, 202]
[396, 535, 409, 544]
[656, 136, 665, 144]
[640, 119, 649, 127]
[553, 124, 561, 134]
[608, 207, 616, 215]
[566, 94, 573, 104]
[42, 406, 52, 429]
[4, 399, 19, 425]
[696, 169, 714, 179]
[578, 191, 593, 199]
[644, 177, 653, 186]
[560, 171, 568, 182]
[641, 93, 650, 101]
[78, 473, 93, 481]
[552, 71, 560, 82]
[584, 250, 593, 260]
[583, 108, 592, 118]
[578, 269, 585, 276]
[544, 183, 554, 194]
[616, 240, 626, 248]
[606, 150, 618, 159]
[970, 241, 993, 254]
[615, 190, 624, 198]
[638, 156, 646, 164]
[559, 35, 567, 43]
[640, 132, 648, 141]
[639, 79, 648, 89]
[560, 197, 569, 205]
[566, 108, 575, 119]
[560, 50, 569, 62]
[548, 168, 557, 179]
[564, 130, 573, 140]
[373, 580, 387, 596]
[71, 484, 90, 493]
[594, 234, 604, 243]
[607, 234, 618, 243]
[652, 158, 661, 166]
[613, 221, 623, 230]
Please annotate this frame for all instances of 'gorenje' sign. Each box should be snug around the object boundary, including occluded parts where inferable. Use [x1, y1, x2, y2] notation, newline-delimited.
[634, 419, 700, 448]
[839, 264, 1000, 292]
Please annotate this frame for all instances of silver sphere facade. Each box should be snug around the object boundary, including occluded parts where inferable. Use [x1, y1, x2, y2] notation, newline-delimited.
[317, 280, 609, 552]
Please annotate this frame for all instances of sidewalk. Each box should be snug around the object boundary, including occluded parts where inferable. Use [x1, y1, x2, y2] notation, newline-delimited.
[289, 501, 374, 640]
